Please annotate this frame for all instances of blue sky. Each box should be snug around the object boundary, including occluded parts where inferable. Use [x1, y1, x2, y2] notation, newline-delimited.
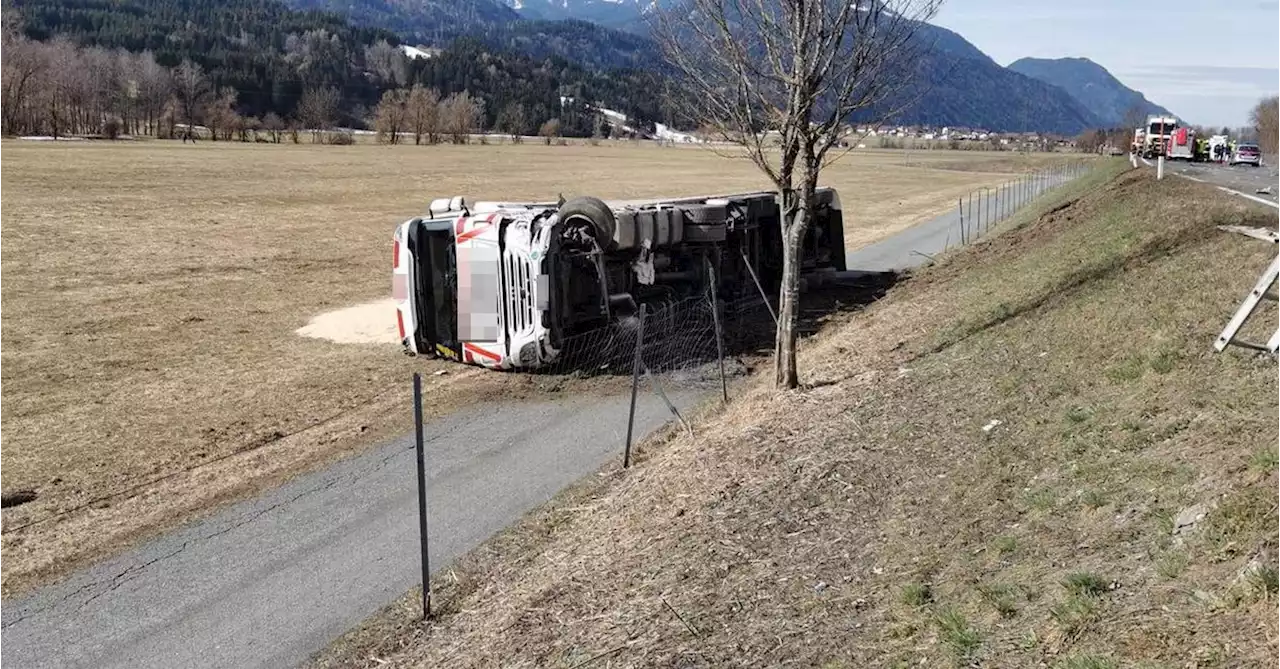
[933, 0, 1280, 128]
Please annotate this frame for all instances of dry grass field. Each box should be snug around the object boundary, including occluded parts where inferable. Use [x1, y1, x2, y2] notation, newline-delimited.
[0, 139, 1070, 594]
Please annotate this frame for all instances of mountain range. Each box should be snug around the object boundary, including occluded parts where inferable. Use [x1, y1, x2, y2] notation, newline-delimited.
[278, 0, 1169, 134]
[6, 0, 1173, 135]
[1008, 57, 1173, 128]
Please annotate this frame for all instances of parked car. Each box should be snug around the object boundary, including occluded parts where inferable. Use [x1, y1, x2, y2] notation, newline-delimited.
[1230, 143, 1261, 166]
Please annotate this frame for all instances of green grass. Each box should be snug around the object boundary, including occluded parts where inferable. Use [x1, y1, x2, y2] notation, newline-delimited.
[1080, 489, 1108, 510]
[1051, 594, 1099, 637]
[926, 161, 1134, 352]
[1245, 564, 1279, 598]
[993, 536, 1018, 556]
[935, 607, 982, 663]
[1062, 572, 1109, 597]
[1024, 488, 1057, 512]
[1156, 551, 1189, 579]
[977, 582, 1022, 618]
[1056, 654, 1119, 669]
[1105, 355, 1146, 382]
[1148, 349, 1178, 374]
[1249, 445, 1279, 474]
[1065, 405, 1094, 423]
[1202, 485, 1276, 553]
[900, 582, 933, 607]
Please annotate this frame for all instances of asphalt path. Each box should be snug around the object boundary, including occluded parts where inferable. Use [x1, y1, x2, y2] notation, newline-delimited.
[846, 167, 1082, 272]
[1, 393, 694, 669]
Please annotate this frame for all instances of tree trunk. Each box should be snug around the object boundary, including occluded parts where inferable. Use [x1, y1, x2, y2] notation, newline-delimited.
[773, 189, 806, 389]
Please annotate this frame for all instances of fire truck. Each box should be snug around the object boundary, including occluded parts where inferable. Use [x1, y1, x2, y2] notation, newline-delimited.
[391, 190, 846, 369]
[1165, 126, 1196, 161]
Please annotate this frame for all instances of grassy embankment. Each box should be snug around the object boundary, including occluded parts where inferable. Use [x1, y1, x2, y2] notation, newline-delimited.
[312, 160, 1278, 668]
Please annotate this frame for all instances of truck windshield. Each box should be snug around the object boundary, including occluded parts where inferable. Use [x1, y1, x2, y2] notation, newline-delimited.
[1149, 123, 1175, 134]
[412, 221, 459, 354]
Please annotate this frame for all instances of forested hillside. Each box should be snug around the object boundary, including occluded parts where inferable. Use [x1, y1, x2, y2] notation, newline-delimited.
[1, 0, 664, 138]
[282, 0, 516, 43]
[1008, 57, 1172, 127]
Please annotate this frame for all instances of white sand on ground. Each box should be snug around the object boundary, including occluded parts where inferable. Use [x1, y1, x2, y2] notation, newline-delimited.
[296, 298, 399, 344]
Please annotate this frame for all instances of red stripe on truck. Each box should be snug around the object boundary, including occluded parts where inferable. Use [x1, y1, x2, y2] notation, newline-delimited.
[456, 223, 491, 244]
[463, 343, 501, 362]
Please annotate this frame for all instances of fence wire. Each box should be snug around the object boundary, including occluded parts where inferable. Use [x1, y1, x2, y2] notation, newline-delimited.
[542, 291, 773, 381]
[949, 158, 1094, 250]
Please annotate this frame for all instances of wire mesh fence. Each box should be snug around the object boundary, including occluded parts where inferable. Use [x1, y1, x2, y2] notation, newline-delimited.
[543, 291, 775, 379]
[948, 158, 1095, 250]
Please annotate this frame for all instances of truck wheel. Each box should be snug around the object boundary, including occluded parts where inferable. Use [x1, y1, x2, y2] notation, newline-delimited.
[558, 197, 616, 247]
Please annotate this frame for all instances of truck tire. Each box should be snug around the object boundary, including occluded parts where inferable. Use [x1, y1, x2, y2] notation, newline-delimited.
[558, 197, 616, 248]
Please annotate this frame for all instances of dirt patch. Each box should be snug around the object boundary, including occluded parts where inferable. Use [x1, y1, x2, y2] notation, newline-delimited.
[308, 163, 1278, 668]
[296, 299, 399, 345]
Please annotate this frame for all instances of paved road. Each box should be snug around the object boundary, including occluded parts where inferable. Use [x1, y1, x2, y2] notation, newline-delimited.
[1162, 158, 1280, 207]
[845, 168, 1082, 272]
[1, 393, 693, 669]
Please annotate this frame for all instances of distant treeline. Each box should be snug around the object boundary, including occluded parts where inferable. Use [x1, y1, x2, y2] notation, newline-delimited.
[1, 0, 671, 138]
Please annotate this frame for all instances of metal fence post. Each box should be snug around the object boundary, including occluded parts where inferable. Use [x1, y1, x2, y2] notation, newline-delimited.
[413, 372, 431, 620]
[967, 192, 973, 241]
[741, 248, 778, 326]
[705, 256, 728, 404]
[984, 187, 990, 232]
[623, 304, 647, 468]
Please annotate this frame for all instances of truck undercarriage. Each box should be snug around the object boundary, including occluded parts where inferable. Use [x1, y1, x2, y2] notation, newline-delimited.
[393, 190, 846, 370]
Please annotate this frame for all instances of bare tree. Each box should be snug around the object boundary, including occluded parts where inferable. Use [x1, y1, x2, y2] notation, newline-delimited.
[297, 86, 340, 142]
[440, 90, 482, 144]
[539, 117, 561, 145]
[406, 84, 440, 145]
[655, 0, 941, 388]
[1, 30, 46, 135]
[373, 88, 409, 144]
[34, 37, 80, 139]
[1251, 95, 1279, 155]
[497, 102, 528, 143]
[134, 51, 172, 136]
[238, 115, 260, 142]
[1121, 104, 1146, 131]
[262, 111, 285, 143]
[590, 113, 605, 145]
[172, 59, 211, 142]
[365, 41, 410, 87]
[204, 86, 239, 141]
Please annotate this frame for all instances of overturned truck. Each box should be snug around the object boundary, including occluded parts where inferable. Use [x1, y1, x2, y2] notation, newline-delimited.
[392, 190, 846, 370]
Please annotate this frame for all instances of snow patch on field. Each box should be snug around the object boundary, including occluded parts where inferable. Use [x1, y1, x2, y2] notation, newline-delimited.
[296, 298, 399, 344]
